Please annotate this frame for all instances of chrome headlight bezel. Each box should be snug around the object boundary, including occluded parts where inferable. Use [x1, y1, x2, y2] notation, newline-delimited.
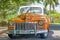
[9, 21, 14, 25]
[38, 20, 44, 25]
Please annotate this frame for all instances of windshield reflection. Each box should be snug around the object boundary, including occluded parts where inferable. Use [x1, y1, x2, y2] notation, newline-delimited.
[20, 7, 42, 14]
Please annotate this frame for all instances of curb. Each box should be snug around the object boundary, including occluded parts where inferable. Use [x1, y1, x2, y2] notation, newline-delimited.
[50, 23, 60, 24]
[0, 29, 7, 34]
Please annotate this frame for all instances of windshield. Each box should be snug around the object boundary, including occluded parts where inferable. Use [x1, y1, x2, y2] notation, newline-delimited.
[20, 7, 42, 14]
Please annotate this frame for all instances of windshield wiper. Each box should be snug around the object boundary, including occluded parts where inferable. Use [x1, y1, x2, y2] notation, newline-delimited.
[25, 7, 30, 13]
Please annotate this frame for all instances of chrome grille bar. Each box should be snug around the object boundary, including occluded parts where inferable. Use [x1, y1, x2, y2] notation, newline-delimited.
[15, 22, 37, 30]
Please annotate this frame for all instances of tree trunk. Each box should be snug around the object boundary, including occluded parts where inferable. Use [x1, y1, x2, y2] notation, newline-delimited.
[44, 6, 46, 14]
[50, 4, 51, 11]
[53, 5, 55, 11]
[49, 3, 51, 14]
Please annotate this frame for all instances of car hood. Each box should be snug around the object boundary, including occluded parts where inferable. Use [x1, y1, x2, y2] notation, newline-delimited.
[10, 13, 46, 23]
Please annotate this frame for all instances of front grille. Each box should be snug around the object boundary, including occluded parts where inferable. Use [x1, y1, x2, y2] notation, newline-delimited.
[15, 22, 37, 30]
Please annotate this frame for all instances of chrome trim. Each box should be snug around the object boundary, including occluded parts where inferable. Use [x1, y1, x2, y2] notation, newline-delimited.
[36, 30, 48, 33]
[35, 23, 37, 36]
[14, 24, 16, 35]
[7, 30, 48, 34]
[13, 22, 37, 34]
[15, 22, 37, 30]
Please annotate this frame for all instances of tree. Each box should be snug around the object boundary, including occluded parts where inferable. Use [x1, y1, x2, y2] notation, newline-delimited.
[53, 0, 59, 10]
[41, 0, 59, 14]
[0, 0, 30, 26]
[0, 0, 30, 21]
[47, 0, 59, 10]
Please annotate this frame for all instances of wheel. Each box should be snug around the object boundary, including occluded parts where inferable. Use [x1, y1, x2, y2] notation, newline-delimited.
[8, 34, 15, 39]
[40, 33, 48, 39]
[8, 34, 20, 39]
[40, 29, 49, 39]
[36, 33, 41, 38]
[37, 29, 49, 39]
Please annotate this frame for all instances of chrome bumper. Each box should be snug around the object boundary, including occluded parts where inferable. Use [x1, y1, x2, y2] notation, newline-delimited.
[7, 30, 48, 34]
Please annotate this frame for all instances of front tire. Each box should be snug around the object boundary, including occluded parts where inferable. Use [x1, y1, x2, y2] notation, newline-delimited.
[40, 33, 48, 39]
[8, 34, 20, 39]
[37, 29, 49, 39]
[40, 29, 49, 39]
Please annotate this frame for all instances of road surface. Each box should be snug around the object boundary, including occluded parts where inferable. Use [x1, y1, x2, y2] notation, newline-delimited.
[0, 24, 60, 40]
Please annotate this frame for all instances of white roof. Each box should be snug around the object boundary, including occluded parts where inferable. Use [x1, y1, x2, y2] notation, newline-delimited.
[20, 4, 44, 9]
[18, 3, 44, 15]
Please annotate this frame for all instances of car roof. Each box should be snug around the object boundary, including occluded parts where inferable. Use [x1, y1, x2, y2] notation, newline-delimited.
[18, 3, 44, 15]
[20, 4, 44, 9]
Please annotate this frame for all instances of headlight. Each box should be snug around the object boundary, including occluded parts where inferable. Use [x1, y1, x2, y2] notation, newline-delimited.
[39, 20, 44, 25]
[9, 21, 14, 25]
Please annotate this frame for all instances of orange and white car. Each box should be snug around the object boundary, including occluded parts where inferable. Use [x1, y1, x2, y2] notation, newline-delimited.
[7, 4, 50, 39]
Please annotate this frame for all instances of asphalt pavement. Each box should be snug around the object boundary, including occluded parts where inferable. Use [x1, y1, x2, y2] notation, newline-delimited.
[0, 24, 60, 40]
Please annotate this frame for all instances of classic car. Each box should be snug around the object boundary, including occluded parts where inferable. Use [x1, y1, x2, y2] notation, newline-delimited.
[7, 4, 50, 39]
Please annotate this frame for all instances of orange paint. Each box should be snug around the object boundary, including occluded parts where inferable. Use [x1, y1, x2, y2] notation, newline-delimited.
[8, 13, 50, 30]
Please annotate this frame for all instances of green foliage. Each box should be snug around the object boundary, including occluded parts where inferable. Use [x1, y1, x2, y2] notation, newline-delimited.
[46, 10, 60, 23]
[46, 10, 59, 15]
[43, 0, 59, 11]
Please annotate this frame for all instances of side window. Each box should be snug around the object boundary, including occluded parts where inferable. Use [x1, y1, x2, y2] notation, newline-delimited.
[20, 7, 28, 13]
[20, 8, 24, 13]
